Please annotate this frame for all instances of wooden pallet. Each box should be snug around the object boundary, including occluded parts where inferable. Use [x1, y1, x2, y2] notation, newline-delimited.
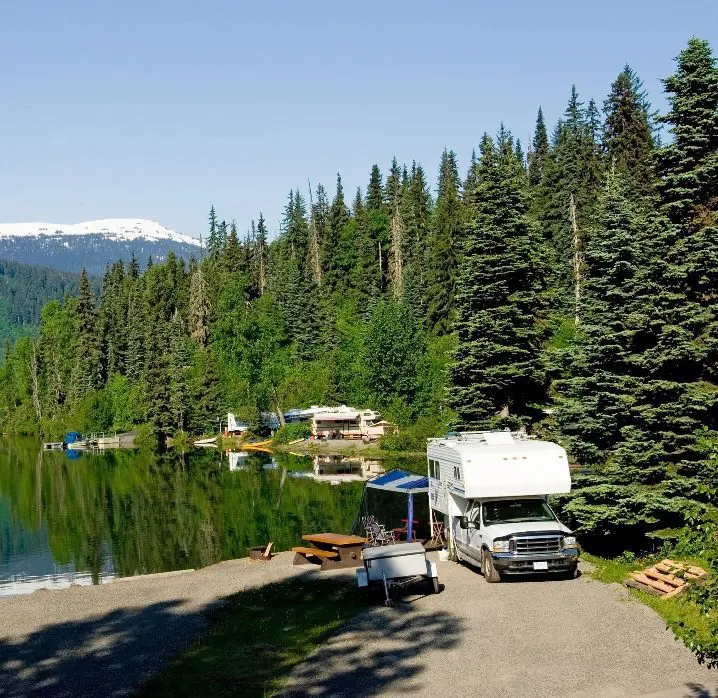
[625, 559, 708, 598]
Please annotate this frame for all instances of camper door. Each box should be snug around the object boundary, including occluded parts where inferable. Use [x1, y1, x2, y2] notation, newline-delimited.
[454, 499, 482, 563]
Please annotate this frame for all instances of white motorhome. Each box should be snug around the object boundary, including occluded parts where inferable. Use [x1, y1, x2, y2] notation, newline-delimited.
[428, 431, 579, 582]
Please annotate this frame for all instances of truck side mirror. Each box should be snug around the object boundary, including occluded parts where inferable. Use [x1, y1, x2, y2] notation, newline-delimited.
[459, 516, 469, 529]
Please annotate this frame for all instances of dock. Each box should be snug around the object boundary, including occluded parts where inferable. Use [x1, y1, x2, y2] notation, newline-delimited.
[42, 430, 138, 452]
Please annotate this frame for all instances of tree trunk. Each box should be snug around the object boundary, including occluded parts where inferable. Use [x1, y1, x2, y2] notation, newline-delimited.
[570, 193, 582, 327]
[29, 343, 42, 421]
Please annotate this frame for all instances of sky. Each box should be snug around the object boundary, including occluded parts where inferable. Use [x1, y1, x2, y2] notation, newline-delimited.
[1, 1, 716, 240]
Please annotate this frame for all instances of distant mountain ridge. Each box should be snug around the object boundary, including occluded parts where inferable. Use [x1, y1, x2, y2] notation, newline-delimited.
[0, 218, 202, 276]
[0, 260, 100, 349]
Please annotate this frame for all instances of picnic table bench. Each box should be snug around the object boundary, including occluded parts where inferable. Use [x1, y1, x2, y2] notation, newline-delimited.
[292, 533, 368, 570]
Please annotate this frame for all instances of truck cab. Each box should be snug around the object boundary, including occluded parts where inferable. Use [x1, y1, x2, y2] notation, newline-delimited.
[427, 430, 579, 583]
[455, 496, 578, 581]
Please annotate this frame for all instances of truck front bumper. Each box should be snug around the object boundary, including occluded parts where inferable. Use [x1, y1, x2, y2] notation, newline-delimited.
[490, 549, 579, 575]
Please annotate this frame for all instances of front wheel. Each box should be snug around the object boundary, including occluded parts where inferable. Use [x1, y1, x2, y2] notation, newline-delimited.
[482, 550, 502, 583]
[430, 576, 440, 594]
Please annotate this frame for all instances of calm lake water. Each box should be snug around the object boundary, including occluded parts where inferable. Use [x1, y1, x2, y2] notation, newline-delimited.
[0, 439, 423, 596]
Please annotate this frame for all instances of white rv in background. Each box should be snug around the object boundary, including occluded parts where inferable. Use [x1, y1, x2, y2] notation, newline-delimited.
[428, 431, 579, 582]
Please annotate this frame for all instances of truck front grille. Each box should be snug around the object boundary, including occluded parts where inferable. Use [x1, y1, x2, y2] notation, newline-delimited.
[511, 535, 561, 554]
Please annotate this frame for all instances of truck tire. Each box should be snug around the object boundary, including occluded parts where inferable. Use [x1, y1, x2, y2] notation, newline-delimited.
[431, 576, 440, 594]
[482, 550, 502, 583]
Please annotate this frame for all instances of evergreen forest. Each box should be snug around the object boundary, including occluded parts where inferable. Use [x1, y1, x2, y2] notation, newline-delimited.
[0, 37, 717, 662]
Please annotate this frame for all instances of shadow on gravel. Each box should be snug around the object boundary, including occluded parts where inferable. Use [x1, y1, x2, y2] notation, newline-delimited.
[280, 603, 464, 697]
[682, 684, 718, 698]
[0, 597, 217, 698]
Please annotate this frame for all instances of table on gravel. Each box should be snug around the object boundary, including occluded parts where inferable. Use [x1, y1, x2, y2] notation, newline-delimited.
[292, 533, 368, 569]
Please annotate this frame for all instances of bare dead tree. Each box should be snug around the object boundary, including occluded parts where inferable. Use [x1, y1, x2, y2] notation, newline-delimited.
[570, 193, 583, 327]
[306, 180, 322, 285]
[29, 342, 42, 421]
[390, 205, 405, 299]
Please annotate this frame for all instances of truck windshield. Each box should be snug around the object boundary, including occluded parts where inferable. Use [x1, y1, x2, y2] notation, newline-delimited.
[482, 499, 556, 525]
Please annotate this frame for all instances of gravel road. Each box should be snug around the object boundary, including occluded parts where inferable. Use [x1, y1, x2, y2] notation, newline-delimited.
[280, 558, 718, 698]
[0, 552, 317, 697]
[0, 554, 715, 697]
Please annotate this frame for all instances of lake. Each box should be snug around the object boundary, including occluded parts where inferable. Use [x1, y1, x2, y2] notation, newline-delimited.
[0, 439, 423, 596]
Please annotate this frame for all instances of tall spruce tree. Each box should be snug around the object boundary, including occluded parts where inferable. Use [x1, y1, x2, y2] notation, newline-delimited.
[557, 170, 656, 466]
[535, 87, 604, 314]
[603, 65, 656, 194]
[528, 107, 549, 186]
[168, 309, 190, 431]
[651, 37, 718, 470]
[207, 206, 219, 256]
[405, 162, 432, 287]
[451, 131, 547, 427]
[324, 174, 350, 290]
[426, 149, 461, 332]
[70, 269, 102, 400]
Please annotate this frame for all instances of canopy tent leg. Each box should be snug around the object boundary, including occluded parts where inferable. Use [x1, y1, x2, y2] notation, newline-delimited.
[407, 492, 414, 543]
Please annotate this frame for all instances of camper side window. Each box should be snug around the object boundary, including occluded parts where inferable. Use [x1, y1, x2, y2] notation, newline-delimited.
[428, 459, 440, 479]
[453, 466, 461, 480]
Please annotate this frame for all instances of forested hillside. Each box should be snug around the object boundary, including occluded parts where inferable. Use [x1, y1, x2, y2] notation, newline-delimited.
[1, 40, 716, 660]
[0, 260, 98, 349]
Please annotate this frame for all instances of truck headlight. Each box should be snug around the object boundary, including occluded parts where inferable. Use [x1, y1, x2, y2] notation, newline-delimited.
[491, 540, 510, 552]
[562, 536, 578, 548]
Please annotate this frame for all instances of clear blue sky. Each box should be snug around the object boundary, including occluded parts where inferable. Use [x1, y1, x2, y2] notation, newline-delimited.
[1, 1, 716, 239]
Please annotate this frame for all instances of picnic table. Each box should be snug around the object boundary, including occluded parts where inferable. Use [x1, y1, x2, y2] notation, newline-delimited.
[291, 532, 368, 569]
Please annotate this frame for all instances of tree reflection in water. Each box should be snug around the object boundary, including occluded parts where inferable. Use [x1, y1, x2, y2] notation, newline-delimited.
[0, 439, 370, 591]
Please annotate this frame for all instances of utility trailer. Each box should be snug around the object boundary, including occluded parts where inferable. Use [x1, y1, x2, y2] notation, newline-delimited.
[356, 542, 439, 605]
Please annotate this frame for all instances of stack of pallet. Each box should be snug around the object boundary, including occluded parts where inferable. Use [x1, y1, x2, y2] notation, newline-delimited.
[625, 559, 708, 598]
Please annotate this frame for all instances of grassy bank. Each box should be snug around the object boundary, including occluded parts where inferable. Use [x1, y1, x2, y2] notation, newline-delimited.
[139, 576, 367, 697]
[583, 552, 714, 655]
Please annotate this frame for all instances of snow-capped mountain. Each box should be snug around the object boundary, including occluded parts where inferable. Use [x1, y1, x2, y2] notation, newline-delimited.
[0, 218, 201, 276]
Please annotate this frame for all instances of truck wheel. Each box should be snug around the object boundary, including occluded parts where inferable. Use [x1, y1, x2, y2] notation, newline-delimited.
[482, 551, 501, 583]
[431, 576, 440, 594]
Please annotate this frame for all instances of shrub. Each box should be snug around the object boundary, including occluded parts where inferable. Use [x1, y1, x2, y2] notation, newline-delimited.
[272, 423, 312, 445]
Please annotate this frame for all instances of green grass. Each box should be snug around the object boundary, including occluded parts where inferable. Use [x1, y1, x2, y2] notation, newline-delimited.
[138, 576, 367, 698]
[583, 552, 715, 653]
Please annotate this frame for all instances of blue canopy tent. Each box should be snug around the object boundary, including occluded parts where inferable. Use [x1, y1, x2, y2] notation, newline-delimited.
[365, 469, 429, 543]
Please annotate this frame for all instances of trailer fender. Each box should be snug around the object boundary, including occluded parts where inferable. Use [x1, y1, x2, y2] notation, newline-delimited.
[356, 568, 369, 588]
[426, 560, 438, 579]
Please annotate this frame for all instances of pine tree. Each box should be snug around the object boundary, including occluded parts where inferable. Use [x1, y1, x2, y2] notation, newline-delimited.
[223, 221, 242, 274]
[217, 220, 228, 251]
[144, 320, 171, 432]
[557, 170, 656, 466]
[366, 165, 384, 212]
[451, 131, 547, 427]
[207, 206, 219, 255]
[535, 86, 604, 313]
[603, 65, 656, 193]
[405, 162, 432, 286]
[650, 37, 718, 470]
[528, 107, 549, 186]
[425, 150, 461, 332]
[324, 174, 349, 290]
[126, 280, 147, 384]
[385, 157, 402, 212]
[168, 309, 190, 431]
[70, 269, 102, 400]
[349, 189, 380, 313]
